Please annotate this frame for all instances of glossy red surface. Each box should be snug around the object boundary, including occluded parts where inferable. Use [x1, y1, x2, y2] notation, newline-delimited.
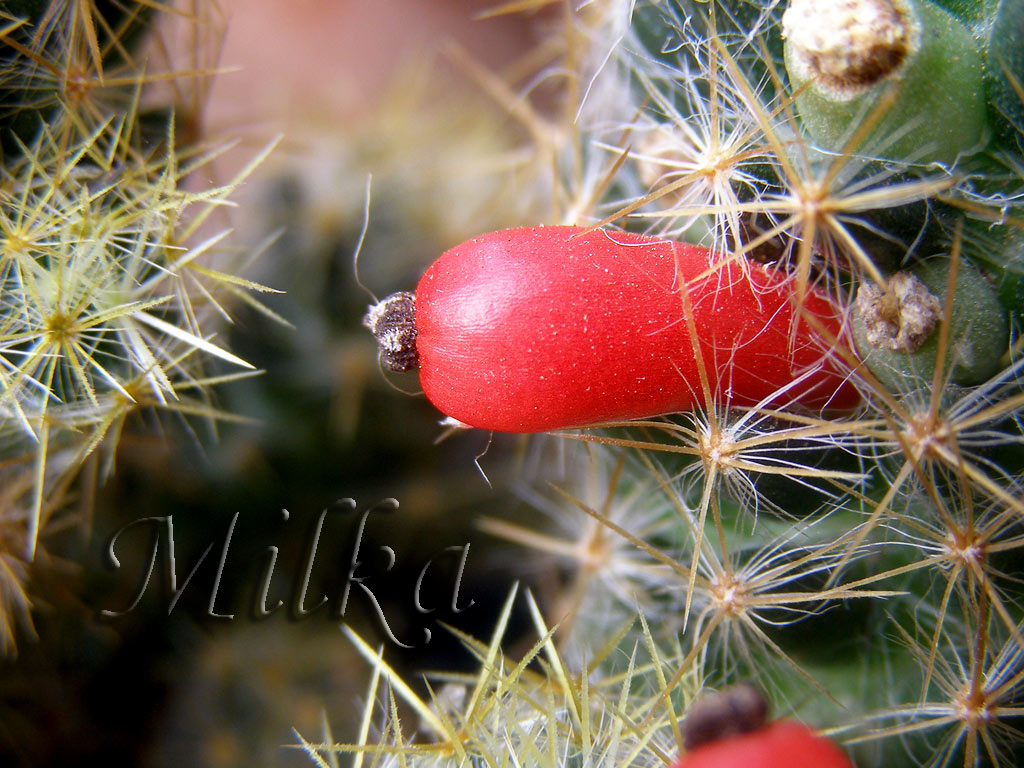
[675, 721, 854, 768]
[415, 227, 859, 432]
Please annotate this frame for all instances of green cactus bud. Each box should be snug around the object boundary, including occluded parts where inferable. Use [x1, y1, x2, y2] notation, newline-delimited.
[783, 0, 988, 166]
[853, 256, 1009, 391]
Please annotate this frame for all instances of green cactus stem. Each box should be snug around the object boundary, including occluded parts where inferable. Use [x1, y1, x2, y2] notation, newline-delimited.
[990, 226, 1024, 322]
[783, 0, 988, 165]
[929, 0, 1024, 151]
[984, 0, 1024, 150]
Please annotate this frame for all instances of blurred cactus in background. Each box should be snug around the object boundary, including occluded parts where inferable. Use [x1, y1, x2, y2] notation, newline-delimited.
[302, 2, 1024, 768]
[0, 1, 274, 654]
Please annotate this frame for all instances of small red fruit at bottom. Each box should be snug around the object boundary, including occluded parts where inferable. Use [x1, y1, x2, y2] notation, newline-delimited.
[675, 720, 854, 768]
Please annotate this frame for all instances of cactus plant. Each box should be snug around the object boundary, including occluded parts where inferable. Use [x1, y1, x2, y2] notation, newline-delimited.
[0, 1, 277, 657]
[304, 1, 1024, 767]
[10, 0, 1009, 765]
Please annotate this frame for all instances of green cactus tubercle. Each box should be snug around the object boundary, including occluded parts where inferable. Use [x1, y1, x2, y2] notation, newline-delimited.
[853, 256, 1009, 391]
[783, 0, 988, 165]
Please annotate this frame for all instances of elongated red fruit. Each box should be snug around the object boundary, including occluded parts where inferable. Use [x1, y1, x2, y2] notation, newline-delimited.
[364, 227, 858, 433]
[676, 720, 854, 768]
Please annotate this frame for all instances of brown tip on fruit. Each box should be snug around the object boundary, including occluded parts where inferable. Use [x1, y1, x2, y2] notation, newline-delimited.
[683, 684, 770, 750]
[363, 291, 419, 372]
[783, 0, 916, 98]
[856, 271, 941, 353]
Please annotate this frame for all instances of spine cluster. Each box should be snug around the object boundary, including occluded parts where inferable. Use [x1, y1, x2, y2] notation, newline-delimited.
[0, 2, 274, 654]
